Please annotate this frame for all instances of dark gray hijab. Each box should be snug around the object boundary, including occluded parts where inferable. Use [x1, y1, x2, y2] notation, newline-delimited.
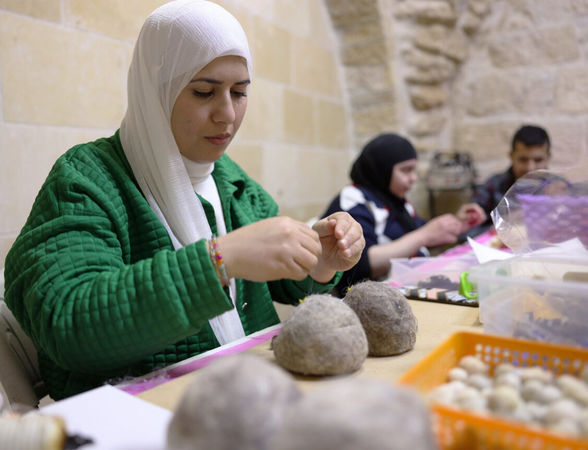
[350, 133, 419, 231]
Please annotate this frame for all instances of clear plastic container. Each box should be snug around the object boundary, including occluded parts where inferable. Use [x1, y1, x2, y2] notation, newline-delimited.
[388, 256, 480, 306]
[469, 255, 588, 348]
[389, 256, 479, 288]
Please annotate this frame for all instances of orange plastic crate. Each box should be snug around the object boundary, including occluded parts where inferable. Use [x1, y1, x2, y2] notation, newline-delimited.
[398, 331, 588, 450]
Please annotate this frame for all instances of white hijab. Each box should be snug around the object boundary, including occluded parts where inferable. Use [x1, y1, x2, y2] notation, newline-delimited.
[120, 0, 252, 344]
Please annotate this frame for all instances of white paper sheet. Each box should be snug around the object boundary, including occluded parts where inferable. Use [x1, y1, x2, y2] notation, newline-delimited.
[468, 236, 588, 265]
[531, 237, 588, 257]
[467, 236, 512, 264]
[41, 385, 172, 450]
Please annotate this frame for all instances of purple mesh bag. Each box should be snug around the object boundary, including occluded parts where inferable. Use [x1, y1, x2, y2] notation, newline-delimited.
[517, 194, 588, 248]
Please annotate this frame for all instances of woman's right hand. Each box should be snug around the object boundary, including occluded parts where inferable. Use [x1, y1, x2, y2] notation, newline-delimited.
[216, 217, 323, 282]
[417, 214, 463, 248]
[456, 203, 486, 231]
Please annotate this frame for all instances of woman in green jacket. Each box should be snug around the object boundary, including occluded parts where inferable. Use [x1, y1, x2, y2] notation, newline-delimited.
[3, 0, 364, 400]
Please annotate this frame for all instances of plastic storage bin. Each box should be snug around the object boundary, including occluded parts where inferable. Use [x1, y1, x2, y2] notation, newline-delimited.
[389, 256, 479, 287]
[399, 331, 588, 449]
[388, 255, 480, 306]
[469, 255, 588, 348]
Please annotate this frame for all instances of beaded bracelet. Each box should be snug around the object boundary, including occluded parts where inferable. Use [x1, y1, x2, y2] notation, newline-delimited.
[209, 234, 229, 286]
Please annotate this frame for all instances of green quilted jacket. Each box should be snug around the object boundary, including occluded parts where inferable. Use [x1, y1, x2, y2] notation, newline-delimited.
[4, 132, 339, 400]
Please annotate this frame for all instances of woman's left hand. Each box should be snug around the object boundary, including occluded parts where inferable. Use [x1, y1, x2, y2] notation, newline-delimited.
[309, 212, 365, 283]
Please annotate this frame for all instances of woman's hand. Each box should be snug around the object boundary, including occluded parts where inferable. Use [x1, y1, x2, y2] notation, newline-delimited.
[216, 214, 364, 284]
[456, 203, 487, 232]
[310, 212, 365, 283]
[417, 214, 463, 248]
[217, 217, 323, 282]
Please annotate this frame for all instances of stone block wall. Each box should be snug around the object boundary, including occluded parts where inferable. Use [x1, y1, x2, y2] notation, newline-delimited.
[327, 0, 588, 217]
[0, 0, 353, 267]
[452, 0, 588, 178]
[3, 0, 588, 267]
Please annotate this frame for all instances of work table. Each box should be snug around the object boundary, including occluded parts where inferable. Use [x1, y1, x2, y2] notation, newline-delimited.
[136, 299, 482, 411]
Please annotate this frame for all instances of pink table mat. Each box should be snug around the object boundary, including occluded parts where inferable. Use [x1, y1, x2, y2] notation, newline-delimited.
[118, 324, 282, 395]
[440, 229, 498, 257]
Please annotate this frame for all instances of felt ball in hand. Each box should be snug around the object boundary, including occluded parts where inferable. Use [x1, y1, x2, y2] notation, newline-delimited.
[272, 294, 368, 376]
[343, 280, 417, 356]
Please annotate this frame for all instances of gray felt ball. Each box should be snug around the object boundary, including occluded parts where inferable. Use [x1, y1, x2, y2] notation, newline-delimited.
[272, 294, 368, 376]
[268, 377, 438, 450]
[166, 353, 301, 450]
[343, 280, 417, 356]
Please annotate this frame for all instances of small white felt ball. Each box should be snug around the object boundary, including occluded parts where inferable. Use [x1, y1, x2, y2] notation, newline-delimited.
[455, 386, 487, 413]
[521, 379, 546, 403]
[557, 374, 588, 406]
[487, 385, 522, 416]
[544, 399, 582, 425]
[494, 363, 517, 377]
[520, 366, 553, 385]
[494, 372, 521, 391]
[458, 355, 488, 375]
[447, 367, 468, 383]
[580, 365, 588, 384]
[467, 373, 492, 391]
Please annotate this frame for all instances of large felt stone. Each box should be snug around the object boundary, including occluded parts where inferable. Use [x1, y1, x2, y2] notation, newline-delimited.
[268, 377, 438, 450]
[343, 280, 417, 356]
[167, 353, 301, 450]
[272, 294, 368, 376]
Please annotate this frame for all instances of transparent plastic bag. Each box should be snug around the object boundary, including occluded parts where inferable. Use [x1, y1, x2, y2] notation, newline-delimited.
[491, 164, 588, 253]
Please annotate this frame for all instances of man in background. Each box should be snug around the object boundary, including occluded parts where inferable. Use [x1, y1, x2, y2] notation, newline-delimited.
[473, 124, 551, 225]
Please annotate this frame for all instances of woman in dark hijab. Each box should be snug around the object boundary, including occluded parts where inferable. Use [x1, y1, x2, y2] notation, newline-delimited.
[322, 133, 485, 296]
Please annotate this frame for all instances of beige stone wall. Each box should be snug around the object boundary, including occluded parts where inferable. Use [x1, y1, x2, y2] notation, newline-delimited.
[451, 0, 588, 179]
[4, 0, 587, 268]
[328, 0, 588, 217]
[0, 0, 353, 267]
